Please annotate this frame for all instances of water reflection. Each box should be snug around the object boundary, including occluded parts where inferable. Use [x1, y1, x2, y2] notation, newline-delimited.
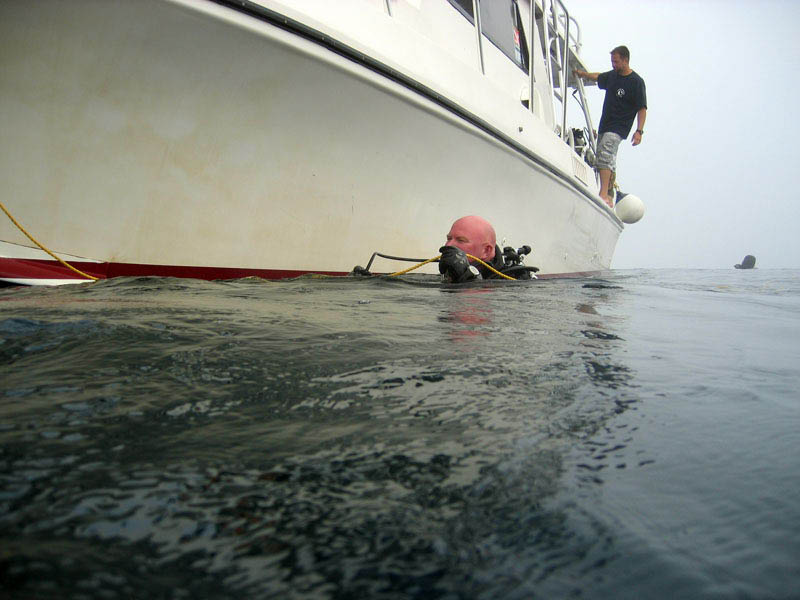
[438, 287, 494, 342]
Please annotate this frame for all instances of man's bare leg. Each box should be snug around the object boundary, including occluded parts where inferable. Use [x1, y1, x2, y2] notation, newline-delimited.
[599, 168, 614, 208]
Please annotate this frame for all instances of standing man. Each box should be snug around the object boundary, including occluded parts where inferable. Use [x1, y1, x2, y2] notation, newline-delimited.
[574, 46, 647, 208]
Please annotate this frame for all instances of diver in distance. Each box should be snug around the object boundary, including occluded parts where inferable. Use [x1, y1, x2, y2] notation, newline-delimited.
[734, 255, 756, 269]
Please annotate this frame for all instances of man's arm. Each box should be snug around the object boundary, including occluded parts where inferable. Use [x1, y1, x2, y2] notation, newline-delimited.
[632, 108, 647, 146]
[573, 69, 599, 82]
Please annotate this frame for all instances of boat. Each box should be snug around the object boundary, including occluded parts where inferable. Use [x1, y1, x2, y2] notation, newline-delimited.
[1, 0, 626, 286]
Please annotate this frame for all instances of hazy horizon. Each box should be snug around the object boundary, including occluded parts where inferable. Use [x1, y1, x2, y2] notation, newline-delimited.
[567, 0, 800, 270]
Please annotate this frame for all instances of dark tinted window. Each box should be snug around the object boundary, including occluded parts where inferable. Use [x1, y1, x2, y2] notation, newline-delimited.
[447, 0, 474, 19]
[448, 0, 528, 72]
[481, 1, 527, 70]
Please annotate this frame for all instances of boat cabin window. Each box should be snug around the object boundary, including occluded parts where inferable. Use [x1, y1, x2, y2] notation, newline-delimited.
[448, 0, 474, 19]
[447, 0, 528, 72]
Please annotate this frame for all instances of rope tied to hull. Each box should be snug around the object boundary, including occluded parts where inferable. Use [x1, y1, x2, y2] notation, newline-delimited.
[0, 200, 99, 281]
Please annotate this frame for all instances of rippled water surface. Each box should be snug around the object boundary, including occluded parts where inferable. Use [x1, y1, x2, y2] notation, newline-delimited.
[1, 270, 798, 599]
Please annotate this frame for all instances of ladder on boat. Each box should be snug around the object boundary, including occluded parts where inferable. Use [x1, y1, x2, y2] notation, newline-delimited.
[540, 0, 597, 153]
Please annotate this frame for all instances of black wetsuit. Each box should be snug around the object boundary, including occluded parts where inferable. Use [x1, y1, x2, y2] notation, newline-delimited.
[476, 246, 510, 279]
[440, 245, 534, 282]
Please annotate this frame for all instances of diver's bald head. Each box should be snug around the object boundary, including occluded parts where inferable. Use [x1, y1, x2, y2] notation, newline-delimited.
[444, 215, 496, 262]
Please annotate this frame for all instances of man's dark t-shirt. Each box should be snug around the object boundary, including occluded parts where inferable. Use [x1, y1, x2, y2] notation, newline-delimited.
[597, 70, 647, 138]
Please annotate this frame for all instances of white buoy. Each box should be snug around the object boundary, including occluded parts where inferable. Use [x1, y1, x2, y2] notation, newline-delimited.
[615, 193, 645, 224]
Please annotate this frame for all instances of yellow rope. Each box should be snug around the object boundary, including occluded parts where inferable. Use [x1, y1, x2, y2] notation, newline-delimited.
[387, 253, 516, 281]
[387, 255, 442, 276]
[0, 200, 99, 281]
[465, 254, 516, 281]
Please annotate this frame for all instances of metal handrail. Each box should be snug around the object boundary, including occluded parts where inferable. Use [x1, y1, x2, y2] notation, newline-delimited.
[543, 0, 588, 148]
[542, 0, 571, 139]
[528, 0, 536, 114]
[541, 0, 555, 110]
[568, 14, 581, 54]
[472, 0, 485, 75]
[575, 75, 597, 152]
[557, 0, 569, 140]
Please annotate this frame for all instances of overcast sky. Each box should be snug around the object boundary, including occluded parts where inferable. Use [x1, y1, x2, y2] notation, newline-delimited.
[565, 0, 800, 269]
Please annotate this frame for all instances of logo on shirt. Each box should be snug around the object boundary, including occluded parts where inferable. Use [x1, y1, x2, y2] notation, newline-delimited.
[616, 88, 626, 98]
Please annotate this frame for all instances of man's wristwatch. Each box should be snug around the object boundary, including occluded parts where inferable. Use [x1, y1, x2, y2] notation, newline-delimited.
[635, 129, 644, 134]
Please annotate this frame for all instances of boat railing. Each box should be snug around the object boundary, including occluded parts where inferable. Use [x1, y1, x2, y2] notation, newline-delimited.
[543, 0, 594, 154]
[472, 0, 486, 75]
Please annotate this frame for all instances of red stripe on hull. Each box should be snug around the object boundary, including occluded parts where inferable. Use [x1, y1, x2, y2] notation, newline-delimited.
[0, 257, 346, 283]
[0, 257, 106, 281]
[0, 257, 602, 285]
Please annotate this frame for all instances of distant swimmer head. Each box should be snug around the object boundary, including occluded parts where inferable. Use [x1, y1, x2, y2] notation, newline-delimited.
[614, 193, 645, 224]
[734, 255, 756, 269]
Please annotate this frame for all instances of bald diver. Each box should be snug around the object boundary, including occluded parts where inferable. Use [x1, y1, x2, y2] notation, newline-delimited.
[439, 215, 538, 282]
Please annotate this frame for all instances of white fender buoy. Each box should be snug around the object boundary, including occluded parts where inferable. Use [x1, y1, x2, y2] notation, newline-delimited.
[615, 193, 645, 224]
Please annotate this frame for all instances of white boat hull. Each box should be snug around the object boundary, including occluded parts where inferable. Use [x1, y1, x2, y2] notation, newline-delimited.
[0, 0, 622, 284]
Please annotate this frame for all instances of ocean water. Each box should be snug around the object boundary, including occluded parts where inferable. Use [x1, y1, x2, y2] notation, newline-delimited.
[1, 269, 798, 599]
